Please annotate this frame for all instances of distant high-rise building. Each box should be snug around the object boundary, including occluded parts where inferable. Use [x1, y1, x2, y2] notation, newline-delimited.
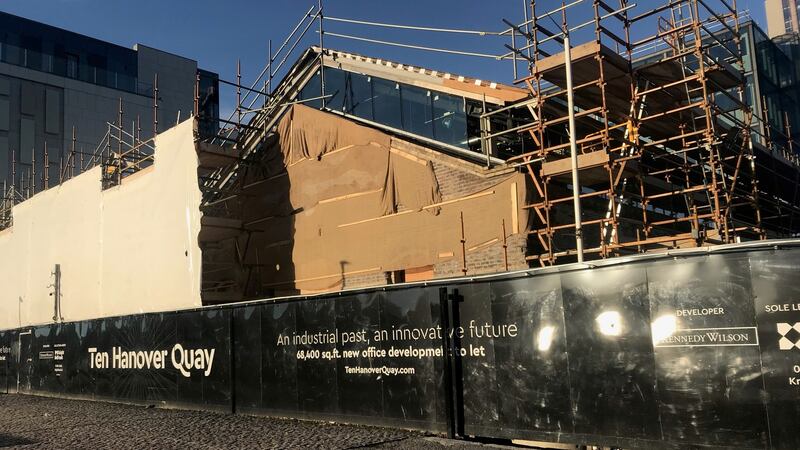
[766, 0, 800, 38]
[0, 11, 219, 191]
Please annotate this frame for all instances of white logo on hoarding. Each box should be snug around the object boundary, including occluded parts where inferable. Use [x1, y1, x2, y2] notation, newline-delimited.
[88, 344, 216, 377]
[777, 323, 800, 350]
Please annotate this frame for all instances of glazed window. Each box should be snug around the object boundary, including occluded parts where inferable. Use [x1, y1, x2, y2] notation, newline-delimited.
[400, 84, 434, 139]
[323, 66, 346, 112]
[0, 97, 9, 131]
[20, 116, 34, 164]
[301, 66, 477, 153]
[372, 78, 403, 130]
[347, 72, 373, 121]
[432, 93, 467, 149]
[298, 70, 322, 109]
[66, 53, 79, 79]
[45, 88, 60, 135]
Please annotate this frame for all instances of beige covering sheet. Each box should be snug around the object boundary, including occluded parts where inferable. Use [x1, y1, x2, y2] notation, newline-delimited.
[234, 105, 528, 293]
[0, 120, 203, 328]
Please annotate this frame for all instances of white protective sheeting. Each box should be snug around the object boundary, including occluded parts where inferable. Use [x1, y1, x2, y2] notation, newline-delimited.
[0, 119, 202, 329]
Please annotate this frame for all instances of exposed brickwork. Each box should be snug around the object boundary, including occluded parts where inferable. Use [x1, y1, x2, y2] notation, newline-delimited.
[430, 161, 505, 201]
[434, 233, 528, 278]
[344, 270, 390, 290]
[390, 138, 516, 199]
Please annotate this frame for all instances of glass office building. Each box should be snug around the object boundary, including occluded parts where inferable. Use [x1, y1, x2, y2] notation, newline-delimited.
[742, 21, 800, 150]
[0, 12, 139, 94]
[0, 11, 219, 192]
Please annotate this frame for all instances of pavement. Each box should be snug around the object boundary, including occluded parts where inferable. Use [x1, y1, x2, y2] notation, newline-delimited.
[0, 394, 529, 449]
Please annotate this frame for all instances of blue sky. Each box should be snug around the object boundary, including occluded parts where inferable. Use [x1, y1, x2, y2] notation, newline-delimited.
[0, 0, 769, 116]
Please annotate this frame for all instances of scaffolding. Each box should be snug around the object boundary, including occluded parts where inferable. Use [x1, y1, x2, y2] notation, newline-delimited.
[481, 0, 800, 265]
[195, 5, 326, 301]
[154, 0, 800, 294]
[0, 73, 164, 230]
[4, 0, 800, 300]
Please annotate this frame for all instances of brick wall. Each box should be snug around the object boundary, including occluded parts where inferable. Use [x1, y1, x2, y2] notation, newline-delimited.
[431, 160, 504, 201]
[434, 233, 528, 278]
[343, 270, 388, 290]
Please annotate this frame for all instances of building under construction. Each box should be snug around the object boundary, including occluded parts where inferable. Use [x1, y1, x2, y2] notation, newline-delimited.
[196, 0, 800, 298]
[2, 0, 800, 324]
[6, 3, 800, 449]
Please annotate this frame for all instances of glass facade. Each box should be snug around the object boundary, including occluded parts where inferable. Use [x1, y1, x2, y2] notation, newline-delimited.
[197, 69, 220, 138]
[298, 66, 469, 150]
[748, 23, 800, 149]
[636, 22, 800, 154]
[371, 78, 404, 131]
[0, 12, 139, 93]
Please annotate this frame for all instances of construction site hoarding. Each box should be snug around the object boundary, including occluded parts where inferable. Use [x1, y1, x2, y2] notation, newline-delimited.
[2, 241, 800, 449]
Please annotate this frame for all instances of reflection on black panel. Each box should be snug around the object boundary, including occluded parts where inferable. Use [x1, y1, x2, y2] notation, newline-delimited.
[561, 266, 660, 441]
[751, 249, 800, 450]
[335, 292, 382, 418]
[648, 255, 767, 448]
[489, 276, 572, 435]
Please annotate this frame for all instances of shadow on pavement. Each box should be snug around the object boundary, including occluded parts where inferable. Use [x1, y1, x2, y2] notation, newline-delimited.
[0, 433, 37, 448]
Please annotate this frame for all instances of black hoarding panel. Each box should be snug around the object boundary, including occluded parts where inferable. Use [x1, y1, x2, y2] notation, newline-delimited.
[259, 301, 299, 413]
[91, 318, 114, 399]
[648, 254, 768, 448]
[30, 325, 51, 393]
[48, 324, 66, 394]
[16, 328, 32, 393]
[473, 276, 572, 439]
[751, 248, 800, 450]
[456, 283, 500, 432]
[61, 321, 91, 397]
[176, 310, 205, 404]
[561, 266, 660, 442]
[200, 309, 232, 408]
[44, 309, 233, 411]
[102, 313, 178, 403]
[233, 305, 262, 413]
[0, 329, 16, 393]
[174, 309, 231, 410]
[295, 297, 340, 415]
[7, 245, 800, 447]
[378, 288, 442, 428]
[334, 292, 383, 418]
[253, 288, 445, 430]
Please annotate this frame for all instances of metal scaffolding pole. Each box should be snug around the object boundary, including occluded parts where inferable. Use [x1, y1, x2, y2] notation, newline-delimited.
[564, 34, 584, 263]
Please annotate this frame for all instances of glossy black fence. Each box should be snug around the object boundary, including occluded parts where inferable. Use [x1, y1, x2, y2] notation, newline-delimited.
[3, 245, 800, 449]
[0, 310, 232, 410]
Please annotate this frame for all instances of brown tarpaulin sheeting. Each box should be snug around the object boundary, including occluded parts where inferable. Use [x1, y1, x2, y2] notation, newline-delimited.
[276, 105, 441, 215]
[235, 105, 528, 292]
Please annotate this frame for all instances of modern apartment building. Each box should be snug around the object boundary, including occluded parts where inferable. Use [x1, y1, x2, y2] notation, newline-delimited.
[766, 0, 800, 38]
[0, 11, 218, 191]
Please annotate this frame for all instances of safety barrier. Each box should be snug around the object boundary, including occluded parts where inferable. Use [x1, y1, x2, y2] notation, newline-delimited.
[2, 240, 800, 449]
